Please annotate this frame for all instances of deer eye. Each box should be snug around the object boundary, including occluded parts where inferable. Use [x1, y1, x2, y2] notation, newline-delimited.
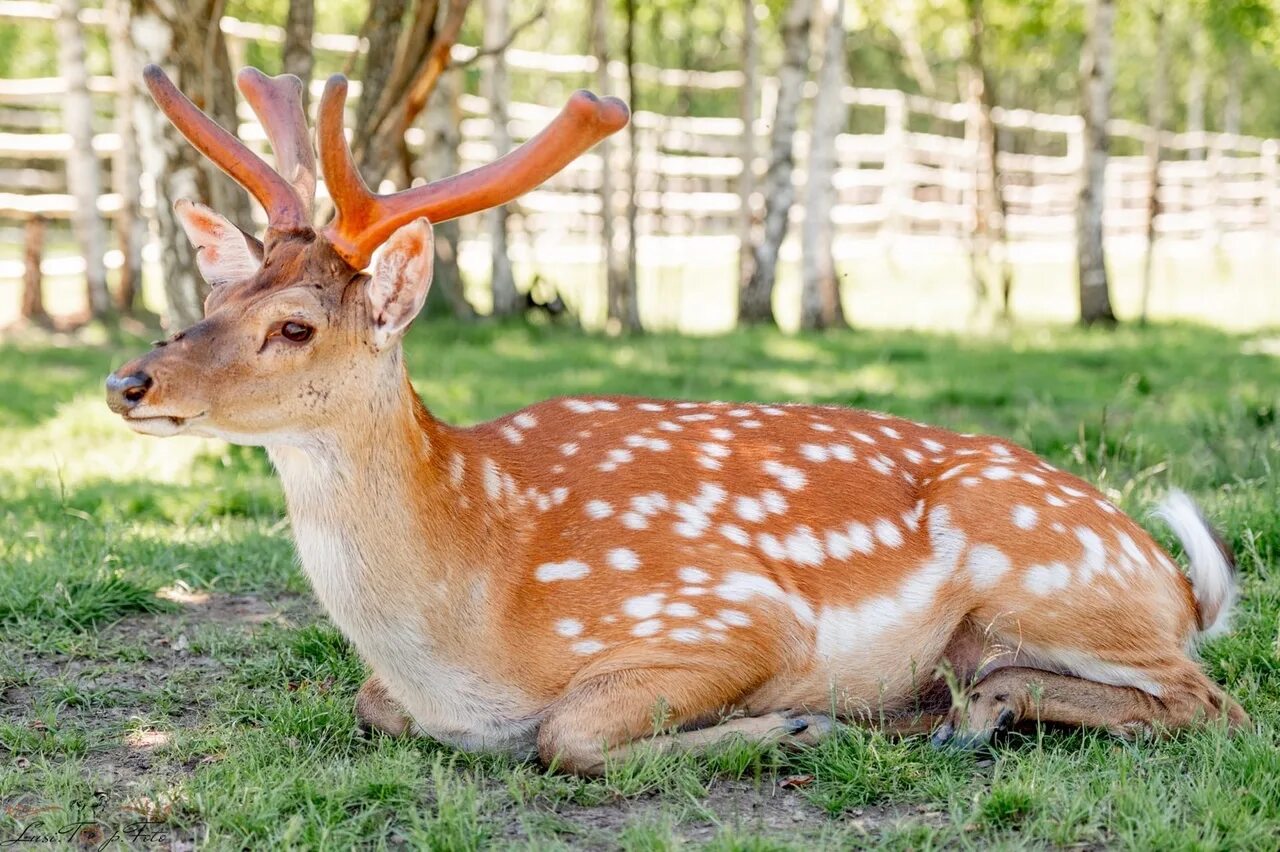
[279, 321, 314, 343]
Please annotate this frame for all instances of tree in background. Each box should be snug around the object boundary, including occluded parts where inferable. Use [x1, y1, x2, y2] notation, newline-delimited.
[741, 0, 813, 326]
[55, 0, 110, 321]
[1075, 0, 1116, 326]
[737, 0, 759, 291]
[1139, 0, 1169, 325]
[349, 0, 471, 187]
[483, 0, 522, 317]
[798, 0, 847, 330]
[282, 0, 315, 112]
[130, 0, 253, 330]
[106, 0, 148, 316]
[963, 0, 1013, 319]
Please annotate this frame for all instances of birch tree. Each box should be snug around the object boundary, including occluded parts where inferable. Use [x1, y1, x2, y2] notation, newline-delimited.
[56, 0, 111, 320]
[282, 0, 315, 111]
[1076, 0, 1117, 326]
[484, 0, 521, 317]
[1139, 1, 1169, 324]
[106, 0, 148, 315]
[964, 0, 1013, 318]
[740, 0, 813, 325]
[131, 0, 253, 329]
[798, 0, 846, 330]
[738, 0, 759, 289]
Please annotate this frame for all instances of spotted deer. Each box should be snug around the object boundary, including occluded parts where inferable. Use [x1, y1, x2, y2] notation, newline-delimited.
[107, 65, 1248, 775]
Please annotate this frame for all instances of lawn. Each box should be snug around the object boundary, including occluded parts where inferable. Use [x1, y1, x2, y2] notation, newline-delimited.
[1, 320, 1278, 849]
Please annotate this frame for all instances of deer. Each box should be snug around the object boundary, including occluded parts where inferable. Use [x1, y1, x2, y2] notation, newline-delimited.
[106, 65, 1248, 776]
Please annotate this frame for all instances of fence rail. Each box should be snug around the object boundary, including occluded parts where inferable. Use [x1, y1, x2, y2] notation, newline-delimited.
[1, 0, 1277, 297]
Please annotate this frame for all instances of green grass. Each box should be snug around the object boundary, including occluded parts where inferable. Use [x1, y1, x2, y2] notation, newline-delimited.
[0, 319, 1278, 849]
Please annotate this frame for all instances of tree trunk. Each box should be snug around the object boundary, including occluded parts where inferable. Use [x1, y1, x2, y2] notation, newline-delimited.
[56, 0, 111, 320]
[798, 0, 846, 330]
[619, 0, 641, 332]
[964, 0, 1013, 319]
[132, 0, 253, 329]
[591, 0, 626, 332]
[740, 0, 812, 326]
[21, 216, 48, 324]
[282, 0, 315, 112]
[483, 0, 521, 317]
[106, 0, 148, 315]
[1076, 0, 1117, 326]
[738, 0, 759, 290]
[1139, 2, 1169, 325]
[352, 0, 471, 189]
[1186, 26, 1207, 160]
[1223, 44, 1242, 136]
[417, 66, 476, 320]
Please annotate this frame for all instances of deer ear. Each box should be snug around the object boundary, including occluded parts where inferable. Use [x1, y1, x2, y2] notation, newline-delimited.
[175, 199, 263, 286]
[367, 218, 434, 350]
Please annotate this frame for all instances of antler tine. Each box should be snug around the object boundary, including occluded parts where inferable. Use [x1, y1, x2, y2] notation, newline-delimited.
[143, 64, 309, 233]
[236, 68, 317, 221]
[317, 75, 630, 269]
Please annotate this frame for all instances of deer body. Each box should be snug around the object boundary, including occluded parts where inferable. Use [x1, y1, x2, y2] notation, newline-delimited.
[108, 65, 1247, 775]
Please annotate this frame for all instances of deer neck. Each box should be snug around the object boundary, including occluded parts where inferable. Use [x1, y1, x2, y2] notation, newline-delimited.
[266, 353, 492, 625]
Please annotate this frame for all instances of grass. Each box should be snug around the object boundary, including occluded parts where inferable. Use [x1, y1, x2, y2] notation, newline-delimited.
[0, 319, 1278, 849]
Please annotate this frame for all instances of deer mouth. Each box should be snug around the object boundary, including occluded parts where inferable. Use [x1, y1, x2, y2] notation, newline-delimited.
[123, 411, 206, 437]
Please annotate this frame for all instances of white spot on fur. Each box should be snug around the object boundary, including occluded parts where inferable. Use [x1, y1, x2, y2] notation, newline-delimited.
[763, 460, 807, 491]
[800, 443, 831, 463]
[879, 426, 901, 439]
[983, 465, 1014, 480]
[637, 402, 665, 412]
[482, 458, 501, 500]
[536, 560, 590, 582]
[850, 431, 876, 445]
[679, 566, 711, 584]
[657, 421, 683, 432]
[621, 512, 649, 530]
[718, 609, 751, 627]
[607, 548, 641, 571]
[513, 412, 537, 429]
[784, 526, 825, 566]
[830, 444, 855, 462]
[449, 452, 465, 488]
[555, 618, 583, 637]
[623, 593, 665, 619]
[670, 628, 704, 643]
[874, 519, 903, 548]
[1046, 493, 1068, 507]
[571, 640, 604, 655]
[1024, 562, 1071, 594]
[966, 545, 1011, 588]
[665, 602, 697, 617]
[735, 496, 764, 523]
[1012, 505, 1039, 530]
[632, 618, 662, 637]
[585, 500, 613, 520]
[922, 438, 945, 452]
[711, 428, 734, 440]
[810, 422, 836, 433]
[719, 523, 750, 546]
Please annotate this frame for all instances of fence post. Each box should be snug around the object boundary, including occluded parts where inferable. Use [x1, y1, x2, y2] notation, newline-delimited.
[21, 214, 47, 323]
[880, 90, 908, 245]
[1261, 138, 1277, 239]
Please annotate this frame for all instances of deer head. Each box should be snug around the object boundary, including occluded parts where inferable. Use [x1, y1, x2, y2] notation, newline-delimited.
[106, 66, 628, 444]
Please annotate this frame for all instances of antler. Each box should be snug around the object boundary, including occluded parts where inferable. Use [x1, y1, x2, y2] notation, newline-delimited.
[143, 64, 311, 233]
[318, 74, 630, 269]
[235, 68, 316, 219]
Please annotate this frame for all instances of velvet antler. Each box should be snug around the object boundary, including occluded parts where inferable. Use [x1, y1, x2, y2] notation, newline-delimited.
[143, 65, 312, 233]
[235, 68, 316, 218]
[317, 74, 630, 269]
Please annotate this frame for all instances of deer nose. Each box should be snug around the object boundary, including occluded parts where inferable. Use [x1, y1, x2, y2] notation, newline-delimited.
[106, 370, 154, 414]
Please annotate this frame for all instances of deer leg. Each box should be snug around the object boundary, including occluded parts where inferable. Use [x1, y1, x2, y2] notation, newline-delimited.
[354, 674, 411, 736]
[537, 666, 831, 776]
[931, 665, 1247, 749]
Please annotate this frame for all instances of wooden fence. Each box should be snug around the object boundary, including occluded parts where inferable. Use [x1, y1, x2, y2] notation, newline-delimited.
[1, 0, 1278, 293]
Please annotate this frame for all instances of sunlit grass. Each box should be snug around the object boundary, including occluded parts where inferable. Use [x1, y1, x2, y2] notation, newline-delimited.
[0, 320, 1277, 848]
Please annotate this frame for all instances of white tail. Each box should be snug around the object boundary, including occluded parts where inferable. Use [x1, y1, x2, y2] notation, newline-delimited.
[107, 65, 1250, 774]
[1155, 489, 1238, 640]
